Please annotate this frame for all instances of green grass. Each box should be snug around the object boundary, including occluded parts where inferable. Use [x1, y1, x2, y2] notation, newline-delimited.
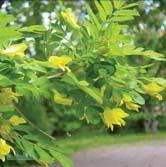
[57, 131, 166, 154]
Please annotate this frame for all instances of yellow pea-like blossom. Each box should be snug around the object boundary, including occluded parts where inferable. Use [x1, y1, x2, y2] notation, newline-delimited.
[0, 88, 21, 110]
[122, 94, 141, 112]
[126, 102, 140, 112]
[9, 115, 26, 126]
[61, 8, 80, 29]
[0, 43, 27, 57]
[103, 108, 129, 131]
[143, 82, 165, 101]
[123, 94, 132, 103]
[54, 94, 72, 105]
[111, 94, 141, 111]
[0, 138, 15, 162]
[48, 56, 72, 72]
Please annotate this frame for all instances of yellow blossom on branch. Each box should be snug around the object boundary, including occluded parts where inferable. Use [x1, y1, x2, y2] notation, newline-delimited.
[143, 82, 165, 101]
[111, 94, 141, 111]
[0, 138, 15, 162]
[0, 88, 22, 110]
[122, 94, 141, 112]
[103, 107, 129, 131]
[9, 115, 26, 126]
[0, 43, 27, 58]
[61, 8, 80, 29]
[48, 56, 72, 72]
[54, 94, 72, 106]
[122, 94, 132, 103]
[126, 102, 140, 112]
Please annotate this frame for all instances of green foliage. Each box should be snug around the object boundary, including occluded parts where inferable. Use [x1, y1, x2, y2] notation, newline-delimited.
[0, 0, 165, 166]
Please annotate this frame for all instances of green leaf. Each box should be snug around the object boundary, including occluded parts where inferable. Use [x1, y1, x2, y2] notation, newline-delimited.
[0, 27, 23, 48]
[152, 78, 166, 87]
[86, 4, 101, 29]
[0, 12, 15, 26]
[141, 50, 166, 61]
[130, 91, 145, 105]
[35, 145, 54, 164]
[122, 2, 139, 9]
[100, 0, 113, 16]
[64, 72, 103, 104]
[19, 25, 46, 34]
[62, 72, 78, 85]
[79, 85, 103, 104]
[110, 16, 134, 22]
[50, 150, 73, 167]
[85, 20, 99, 40]
[114, 10, 139, 16]
[94, 1, 106, 22]
[0, 75, 14, 86]
[21, 138, 37, 159]
[86, 106, 101, 124]
[114, 0, 125, 9]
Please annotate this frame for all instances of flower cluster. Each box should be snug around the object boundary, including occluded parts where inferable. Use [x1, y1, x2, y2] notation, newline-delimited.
[0, 138, 15, 162]
[103, 108, 129, 131]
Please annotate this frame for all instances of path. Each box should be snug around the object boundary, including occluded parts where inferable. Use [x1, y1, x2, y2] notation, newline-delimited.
[56, 140, 166, 167]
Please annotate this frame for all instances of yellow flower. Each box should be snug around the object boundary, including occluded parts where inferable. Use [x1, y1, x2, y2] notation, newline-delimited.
[111, 94, 132, 106]
[143, 82, 165, 101]
[155, 94, 163, 101]
[0, 138, 15, 162]
[0, 88, 21, 110]
[111, 94, 141, 111]
[48, 56, 72, 71]
[0, 43, 27, 57]
[126, 102, 140, 112]
[61, 8, 80, 29]
[123, 94, 141, 112]
[123, 94, 132, 103]
[103, 108, 129, 131]
[54, 94, 72, 105]
[9, 115, 26, 126]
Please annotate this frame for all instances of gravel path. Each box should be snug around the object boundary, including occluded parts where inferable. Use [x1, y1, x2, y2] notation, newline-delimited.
[56, 140, 166, 167]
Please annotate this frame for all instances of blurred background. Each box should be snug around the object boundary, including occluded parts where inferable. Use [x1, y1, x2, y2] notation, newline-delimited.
[0, 0, 165, 166]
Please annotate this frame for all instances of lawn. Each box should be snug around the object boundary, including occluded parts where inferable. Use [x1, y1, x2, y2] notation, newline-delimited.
[57, 131, 166, 154]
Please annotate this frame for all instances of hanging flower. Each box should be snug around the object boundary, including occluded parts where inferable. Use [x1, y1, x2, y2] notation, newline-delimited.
[0, 88, 22, 110]
[54, 94, 72, 105]
[103, 107, 129, 131]
[143, 82, 165, 101]
[0, 138, 15, 162]
[61, 8, 80, 29]
[126, 102, 140, 112]
[0, 43, 27, 57]
[122, 94, 132, 103]
[9, 115, 26, 126]
[111, 94, 141, 111]
[123, 94, 141, 112]
[48, 56, 72, 72]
